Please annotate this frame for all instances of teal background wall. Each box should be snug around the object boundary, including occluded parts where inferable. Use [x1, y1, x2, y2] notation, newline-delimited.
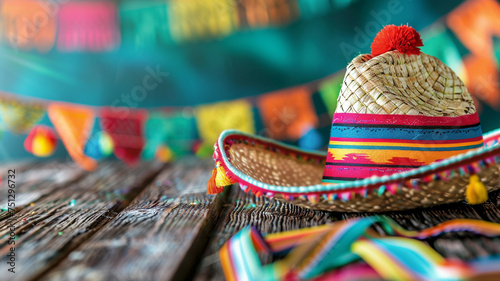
[2, 0, 497, 162]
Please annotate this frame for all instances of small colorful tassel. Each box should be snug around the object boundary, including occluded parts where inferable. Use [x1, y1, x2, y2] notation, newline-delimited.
[377, 185, 386, 196]
[254, 190, 264, 197]
[307, 195, 318, 204]
[207, 162, 234, 194]
[459, 166, 470, 176]
[340, 192, 351, 201]
[207, 168, 223, 195]
[466, 174, 488, 205]
[358, 189, 368, 198]
[388, 183, 400, 195]
[216, 164, 232, 186]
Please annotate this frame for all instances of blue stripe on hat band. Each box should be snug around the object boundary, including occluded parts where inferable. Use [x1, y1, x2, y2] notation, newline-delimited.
[328, 143, 484, 152]
[330, 125, 483, 141]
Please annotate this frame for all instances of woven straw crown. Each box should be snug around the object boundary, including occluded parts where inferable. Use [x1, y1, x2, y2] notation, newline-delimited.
[322, 35, 483, 185]
[336, 51, 476, 116]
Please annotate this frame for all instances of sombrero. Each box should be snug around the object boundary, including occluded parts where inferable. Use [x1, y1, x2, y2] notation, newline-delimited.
[206, 25, 500, 212]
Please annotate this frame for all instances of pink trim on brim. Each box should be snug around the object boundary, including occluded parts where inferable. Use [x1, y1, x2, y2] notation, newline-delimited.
[323, 166, 414, 178]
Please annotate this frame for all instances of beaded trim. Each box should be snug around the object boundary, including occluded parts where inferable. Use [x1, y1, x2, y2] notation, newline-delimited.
[213, 128, 500, 203]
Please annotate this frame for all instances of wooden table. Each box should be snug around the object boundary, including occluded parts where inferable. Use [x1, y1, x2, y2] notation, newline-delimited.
[1, 157, 500, 281]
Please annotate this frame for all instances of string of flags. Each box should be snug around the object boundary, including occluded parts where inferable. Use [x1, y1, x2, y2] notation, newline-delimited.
[1, 0, 500, 170]
[0, 71, 335, 171]
[4, 0, 499, 58]
[2, 0, 500, 111]
[0, 0, 357, 50]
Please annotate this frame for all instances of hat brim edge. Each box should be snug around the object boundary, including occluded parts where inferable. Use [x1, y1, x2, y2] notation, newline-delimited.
[214, 128, 500, 211]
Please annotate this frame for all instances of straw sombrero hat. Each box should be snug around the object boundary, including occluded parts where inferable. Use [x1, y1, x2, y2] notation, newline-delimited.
[206, 25, 500, 212]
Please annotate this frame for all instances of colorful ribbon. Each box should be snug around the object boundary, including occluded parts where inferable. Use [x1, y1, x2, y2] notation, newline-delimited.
[220, 216, 500, 281]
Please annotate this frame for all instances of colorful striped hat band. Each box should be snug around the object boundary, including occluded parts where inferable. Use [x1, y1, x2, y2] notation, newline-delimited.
[323, 113, 483, 183]
[206, 25, 499, 212]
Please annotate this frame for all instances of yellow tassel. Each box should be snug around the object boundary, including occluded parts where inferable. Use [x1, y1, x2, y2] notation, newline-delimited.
[215, 164, 233, 187]
[207, 168, 223, 195]
[466, 174, 488, 205]
[206, 163, 234, 195]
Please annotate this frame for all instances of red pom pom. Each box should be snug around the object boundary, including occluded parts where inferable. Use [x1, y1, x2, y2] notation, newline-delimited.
[370, 25, 423, 57]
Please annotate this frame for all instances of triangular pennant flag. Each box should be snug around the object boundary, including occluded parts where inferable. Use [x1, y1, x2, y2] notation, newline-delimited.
[464, 54, 500, 109]
[421, 25, 467, 83]
[0, 96, 46, 134]
[57, 2, 120, 52]
[143, 111, 170, 160]
[163, 111, 196, 156]
[195, 100, 255, 145]
[257, 87, 318, 140]
[143, 111, 195, 160]
[48, 103, 97, 171]
[447, 0, 500, 57]
[100, 108, 148, 166]
[319, 73, 344, 116]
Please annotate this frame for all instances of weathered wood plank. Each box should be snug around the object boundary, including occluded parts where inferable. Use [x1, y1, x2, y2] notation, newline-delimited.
[3, 158, 498, 281]
[0, 160, 41, 208]
[41, 157, 226, 281]
[0, 161, 86, 221]
[0, 160, 38, 173]
[0, 161, 163, 281]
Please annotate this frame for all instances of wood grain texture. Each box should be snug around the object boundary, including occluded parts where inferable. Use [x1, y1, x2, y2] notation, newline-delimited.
[0, 159, 499, 281]
[42, 157, 227, 281]
[0, 161, 86, 221]
[0, 160, 38, 173]
[0, 161, 163, 281]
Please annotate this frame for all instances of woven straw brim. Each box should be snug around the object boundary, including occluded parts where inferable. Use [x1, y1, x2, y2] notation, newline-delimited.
[214, 130, 500, 213]
[275, 167, 500, 212]
[336, 51, 476, 116]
